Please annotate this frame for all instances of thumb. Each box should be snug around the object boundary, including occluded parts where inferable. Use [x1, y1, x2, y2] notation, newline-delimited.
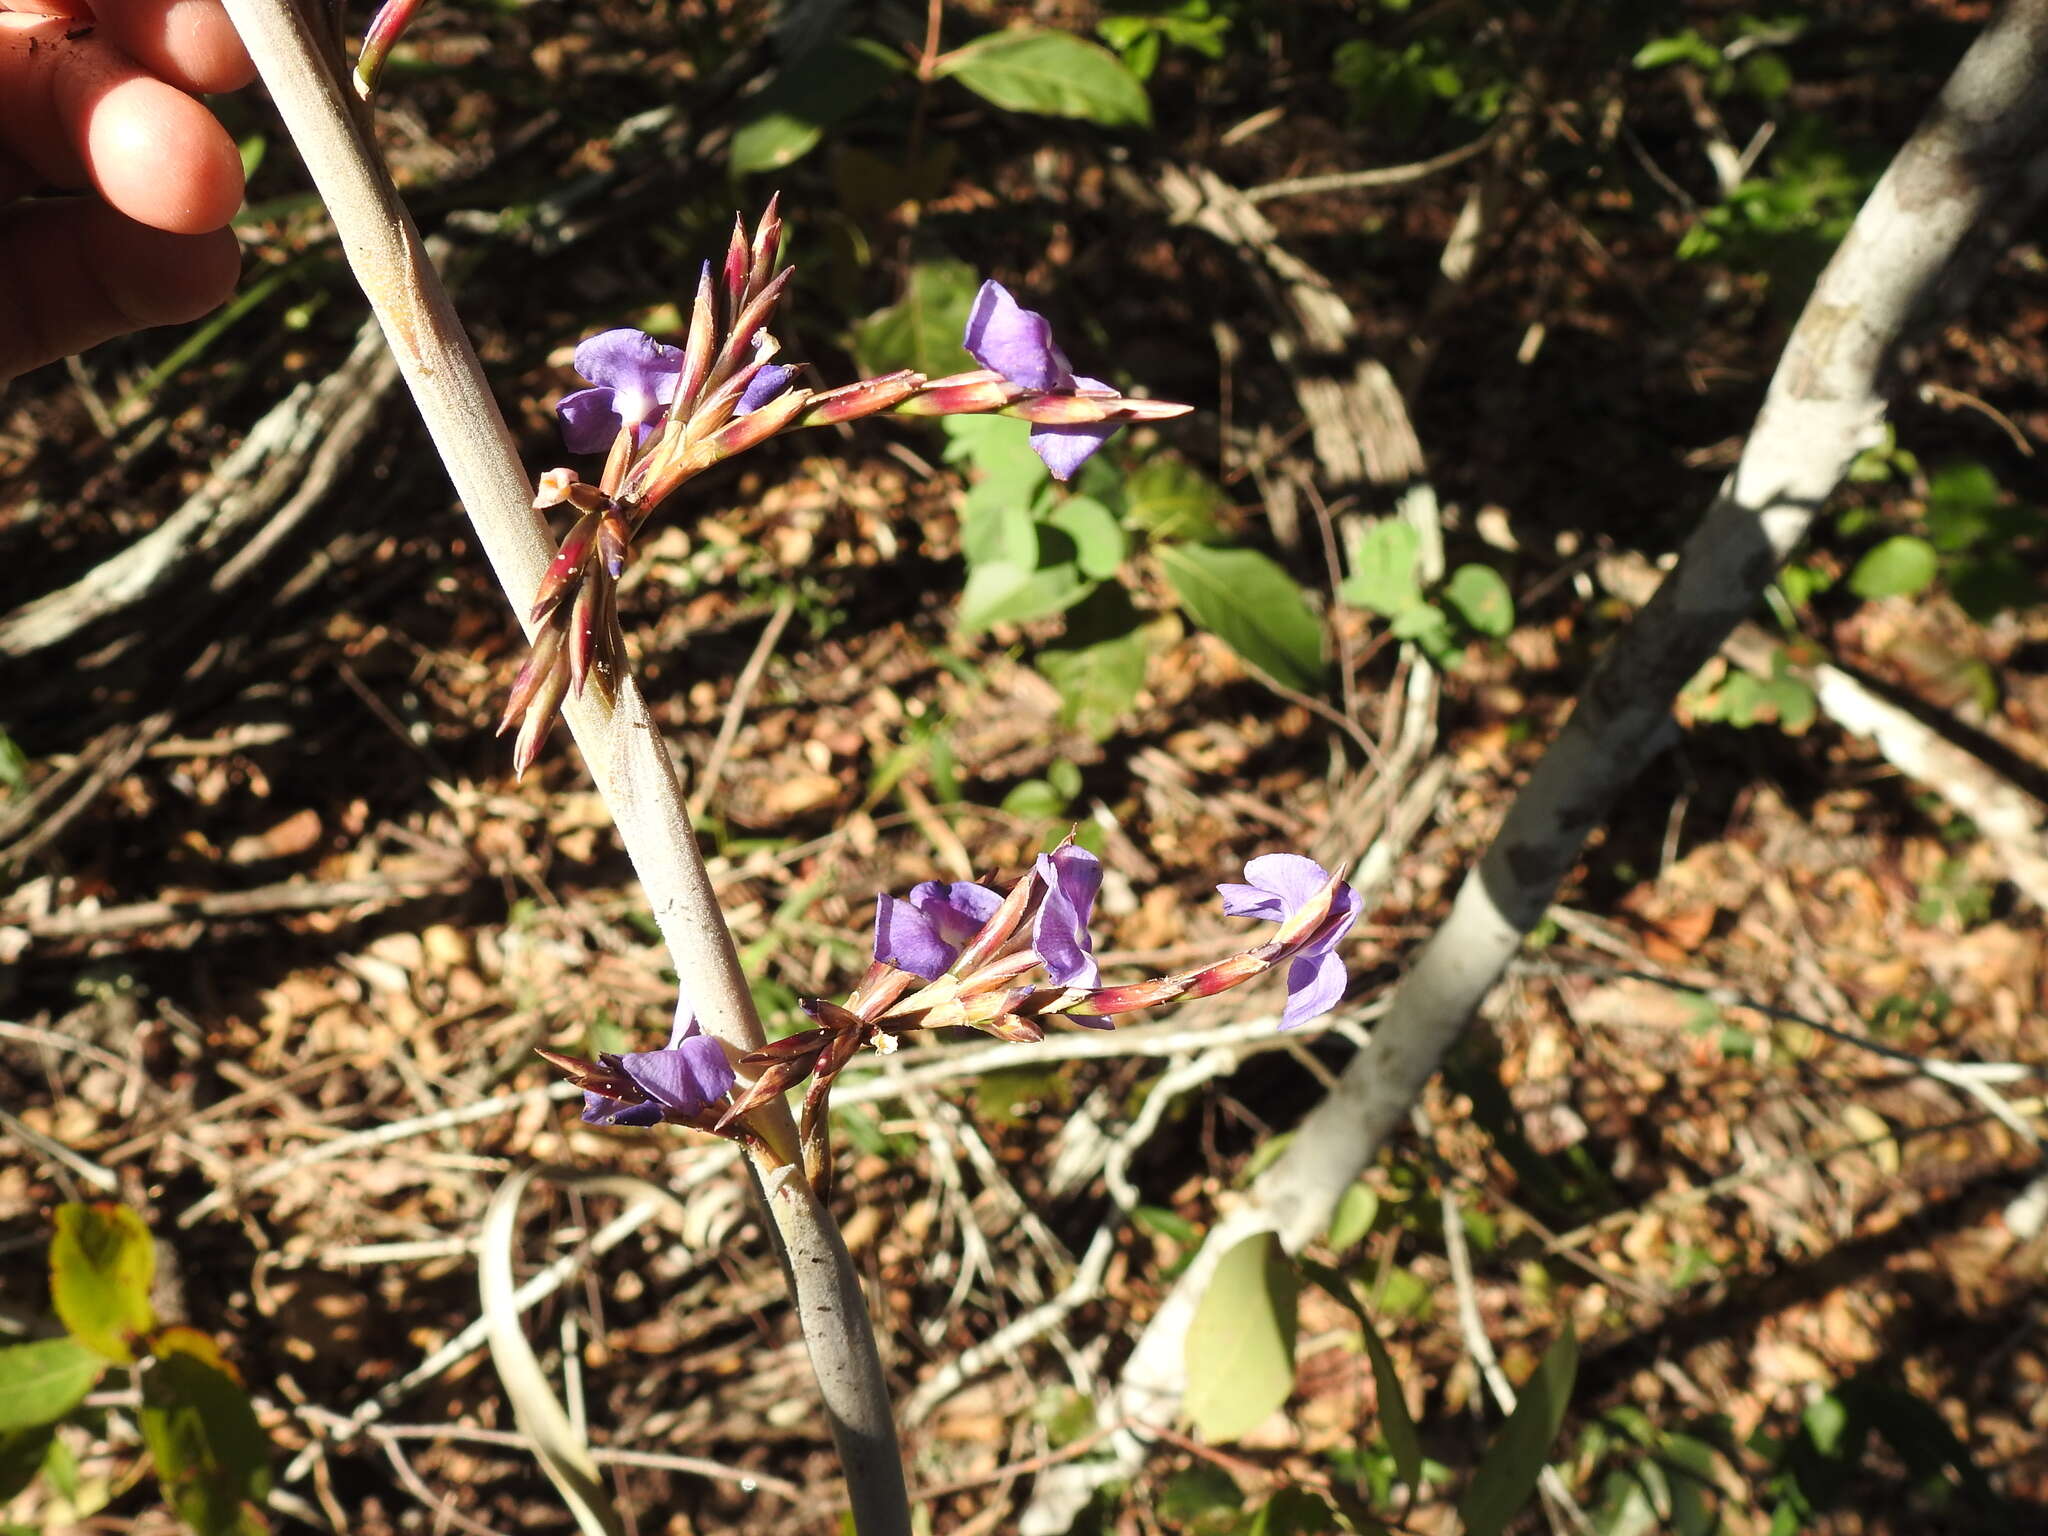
[0, 198, 238, 384]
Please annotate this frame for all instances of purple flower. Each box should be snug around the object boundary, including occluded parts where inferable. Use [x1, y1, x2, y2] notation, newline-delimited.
[1217, 853, 1361, 1030]
[581, 1011, 735, 1125]
[738, 363, 797, 416]
[963, 280, 1120, 481]
[874, 880, 1005, 980]
[558, 328, 685, 453]
[1032, 844, 1102, 988]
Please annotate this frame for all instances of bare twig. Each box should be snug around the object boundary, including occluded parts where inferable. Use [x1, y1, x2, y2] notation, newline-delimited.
[0, 1104, 119, 1194]
[1244, 127, 1503, 203]
[689, 593, 797, 821]
[16, 867, 468, 942]
[1433, 1121, 1593, 1536]
[1917, 380, 2036, 455]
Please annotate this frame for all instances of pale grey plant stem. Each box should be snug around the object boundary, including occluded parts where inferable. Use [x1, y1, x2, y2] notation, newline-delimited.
[214, 2, 909, 1529]
[1025, 6, 2048, 1528]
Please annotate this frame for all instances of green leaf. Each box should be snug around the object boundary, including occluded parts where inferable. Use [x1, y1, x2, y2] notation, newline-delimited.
[1341, 519, 1423, 616]
[1296, 1260, 1421, 1492]
[961, 499, 1038, 572]
[1764, 674, 1818, 734]
[851, 258, 979, 378]
[1739, 52, 1793, 101]
[1131, 1204, 1201, 1248]
[1359, 1314, 1422, 1494]
[1001, 778, 1069, 819]
[1121, 456, 1222, 543]
[1802, 1391, 1850, 1457]
[1951, 550, 2039, 622]
[945, 414, 1049, 498]
[1458, 1323, 1579, 1536]
[1184, 1232, 1298, 1442]
[50, 1204, 155, 1364]
[0, 1339, 102, 1431]
[1375, 1266, 1432, 1321]
[731, 38, 902, 175]
[1632, 32, 1723, 71]
[1327, 1184, 1379, 1252]
[1157, 1464, 1242, 1530]
[0, 1425, 57, 1503]
[0, 728, 28, 793]
[1047, 497, 1127, 579]
[1389, 600, 1458, 665]
[1036, 586, 1154, 739]
[957, 559, 1094, 634]
[1847, 536, 1937, 600]
[1122, 30, 1161, 81]
[1159, 544, 1326, 691]
[936, 28, 1151, 127]
[1443, 563, 1515, 637]
[1246, 1489, 1344, 1536]
[1924, 460, 2003, 551]
[1777, 560, 1833, 608]
[140, 1331, 271, 1536]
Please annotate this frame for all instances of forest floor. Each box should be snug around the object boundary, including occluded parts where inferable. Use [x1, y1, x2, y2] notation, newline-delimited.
[3, 2, 2046, 1533]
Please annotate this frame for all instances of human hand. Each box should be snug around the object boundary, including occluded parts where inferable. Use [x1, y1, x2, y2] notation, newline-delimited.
[0, 0, 254, 385]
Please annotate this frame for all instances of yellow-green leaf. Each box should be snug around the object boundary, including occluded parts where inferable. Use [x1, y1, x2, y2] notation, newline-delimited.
[49, 1204, 155, 1364]
[936, 29, 1150, 128]
[1160, 544, 1326, 692]
[0, 1339, 103, 1431]
[1184, 1232, 1298, 1442]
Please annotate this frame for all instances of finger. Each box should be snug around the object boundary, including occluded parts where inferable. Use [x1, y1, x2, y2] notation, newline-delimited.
[89, 0, 255, 96]
[0, 198, 238, 382]
[0, 147, 39, 202]
[0, 23, 244, 232]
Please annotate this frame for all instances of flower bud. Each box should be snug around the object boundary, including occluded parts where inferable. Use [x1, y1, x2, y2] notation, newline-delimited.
[533, 467, 580, 510]
[796, 371, 927, 427]
[529, 509, 600, 625]
[1003, 394, 1117, 425]
[893, 372, 1019, 417]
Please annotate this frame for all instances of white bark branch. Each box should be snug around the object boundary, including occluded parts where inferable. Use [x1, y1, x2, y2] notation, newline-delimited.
[1025, 5, 2048, 1526]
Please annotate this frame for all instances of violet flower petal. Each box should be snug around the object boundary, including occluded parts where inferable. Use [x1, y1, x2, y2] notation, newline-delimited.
[1217, 852, 1362, 1028]
[1032, 845, 1102, 988]
[964, 280, 1075, 394]
[909, 880, 1005, 947]
[1242, 852, 1333, 911]
[1028, 420, 1118, 482]
[1280, 950, 1349, 1030]
[663, 1004, 701, 1050]
[558, 387, 624, 454]
[619, 1032, 735, 1117]
[874, 894, 956, 980]
[737, 364, 797, 416]
[567, 328, 684, 446]
[581, 1091, 664, 1127]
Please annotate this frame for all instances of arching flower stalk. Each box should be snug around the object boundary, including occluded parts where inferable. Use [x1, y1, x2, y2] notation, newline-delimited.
[498, 201, 1193, 775]
[352, 0, 424, 99]
[541, 849, 1361, 1190]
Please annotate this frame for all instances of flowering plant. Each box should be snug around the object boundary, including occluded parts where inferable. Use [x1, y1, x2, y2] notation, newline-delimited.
[543, 847, 1361, 1188]
[497, 202, 1191, 774]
